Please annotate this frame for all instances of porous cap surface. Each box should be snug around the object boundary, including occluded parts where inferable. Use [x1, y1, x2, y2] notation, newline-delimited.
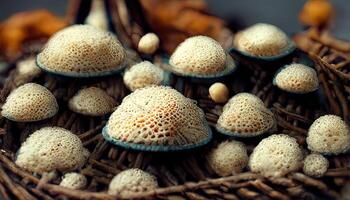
[69, 87, 117, 116]
[307, 115, 350, 155]
[169, 36, 227, 75]
[60, 172, 87, 189]
[249, 134, 303, 177]
[208, 140, 248, 176]
[274, 63, 319, 94]
[217, 93, 275, 137]
[15, 127, 89, 173]
[1, 83, 58, 122]
[303, 153, 329, 177]
[108, 168, 158, 197]
[123, 61, 164, 91]
[234, 23, 289, 56]
[37, 25, 126, 74]
[106, 86, 211, 150]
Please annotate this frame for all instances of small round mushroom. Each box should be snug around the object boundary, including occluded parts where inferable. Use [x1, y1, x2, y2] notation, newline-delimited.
[1, 83, 58, 122]
[69, 87, 117, 116]
[307, 115, 350, 155]
[216, 93, 275, 137]
[108, 168, 158, 197]
[138, 33, 160, 55]
[209, 82, 229, 103]
[123, 61, 164, 91]
[16, 57, 41, 77]
[15, 127, 89, 174]
[249, 134, 303, 177]
[208, 140, 248, 176]
[234, 23, 289, 56]
[273, 63, 319, 94]
[303, 153, 329, 177]
[60, 173, 87, 189]
[104, 86, 212, 151]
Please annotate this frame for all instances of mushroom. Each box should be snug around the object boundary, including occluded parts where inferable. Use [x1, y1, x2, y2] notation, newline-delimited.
[249, 134, 303, 177]
[69, 87, 117, 116]
[303, 153, 329, 177]
[208, 82, 229, 103]
[85, 0, 108, 30]
[36, 25, 126, 77]
[123, 61, 164, 91]
[60, 172, 87, 190]
[16, 57, 41, 77]
[15, 127, 89, 173]
[137, 33, 160, 55]
[273, 63, 319, 94]
[216, 93, 275, 137]
[307, 115, 350, 155]
[103, 86, 212, 151]
[208, 140, 248, 176]
[108, 168, 158, 197]
[1, 83, 58, 122]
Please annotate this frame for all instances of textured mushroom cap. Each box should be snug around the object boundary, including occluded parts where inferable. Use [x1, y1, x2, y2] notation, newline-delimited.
[37, 25, 126, 75]
[138, 33, 160, 54]
[209, 82, 229, 103]
[105, 86, 211, 151]
[17, 57, 42, 77]
[234, 23, 289, 56]
[303, 153, 329, 177]
[273, 63, 319, 94]
[1, 83, 58, 122]
[69, 87, 117, 116]
[208, 140, 248, 176]
[217, 93, 275, 137]
[249, 134, 303, 177]
[123, 61, 164, 91]
[60, 173, 87, 189]
[15, 127, 89, 173]
[108, 168, 158, 197]
[307, 115, 350, 155]
[169, 36, 227, 75]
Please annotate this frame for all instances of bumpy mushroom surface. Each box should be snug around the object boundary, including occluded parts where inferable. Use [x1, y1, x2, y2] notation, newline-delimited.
[234, 23, 289, 56]
[16, 57, 41, 77]
[60, 173, 87, 189]
[108, 168, 158, 197]
[216, 93, 275, 137]
[307, 115, 350, 155]
[138, 33, 160, 54]
[249, 134, 303, 177]
[208, 140, 248, 176]
[169, 36, 227, 76]
[1, 83, 58, 122]
[209, 82, 229, 103]
[273, 63, 319, 94]
[37, 25, 126, 76]
[15, 127, 89, 173]
[104, 86, 211, 151]
[303, 153, 329, 177]
[123, 61, 164, 91]
[69, 87, 117, 116]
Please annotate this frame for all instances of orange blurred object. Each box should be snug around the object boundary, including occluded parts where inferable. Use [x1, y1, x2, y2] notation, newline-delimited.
[0, 9, 68, 60]
[299, 0, 334, 27]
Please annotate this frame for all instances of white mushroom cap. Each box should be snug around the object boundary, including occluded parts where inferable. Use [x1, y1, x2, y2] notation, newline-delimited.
[208, 140, 248, 176]
[234, 23, 289, 56]
[208, 82, 229, 103]
[249, 134, 303, 177]
[15, 127, 89, 173]
[123, 61, 164, 91]
[68, 87, 117, 116]
[274, 63, 319, 94]
[138, 33, 160, 54]
[16, 57, 41, 77]
[108, 168, 158, 197]
[169, 36, 227, 76]
[106, 86, 211, 150]
[37, 25, 126, 74]
[217, 93, 275, 137]
[303, 153, 329, 177]
[307, 115, 350, 155]
[60, 172, 87, 189]
[1, 83, 58, 122]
